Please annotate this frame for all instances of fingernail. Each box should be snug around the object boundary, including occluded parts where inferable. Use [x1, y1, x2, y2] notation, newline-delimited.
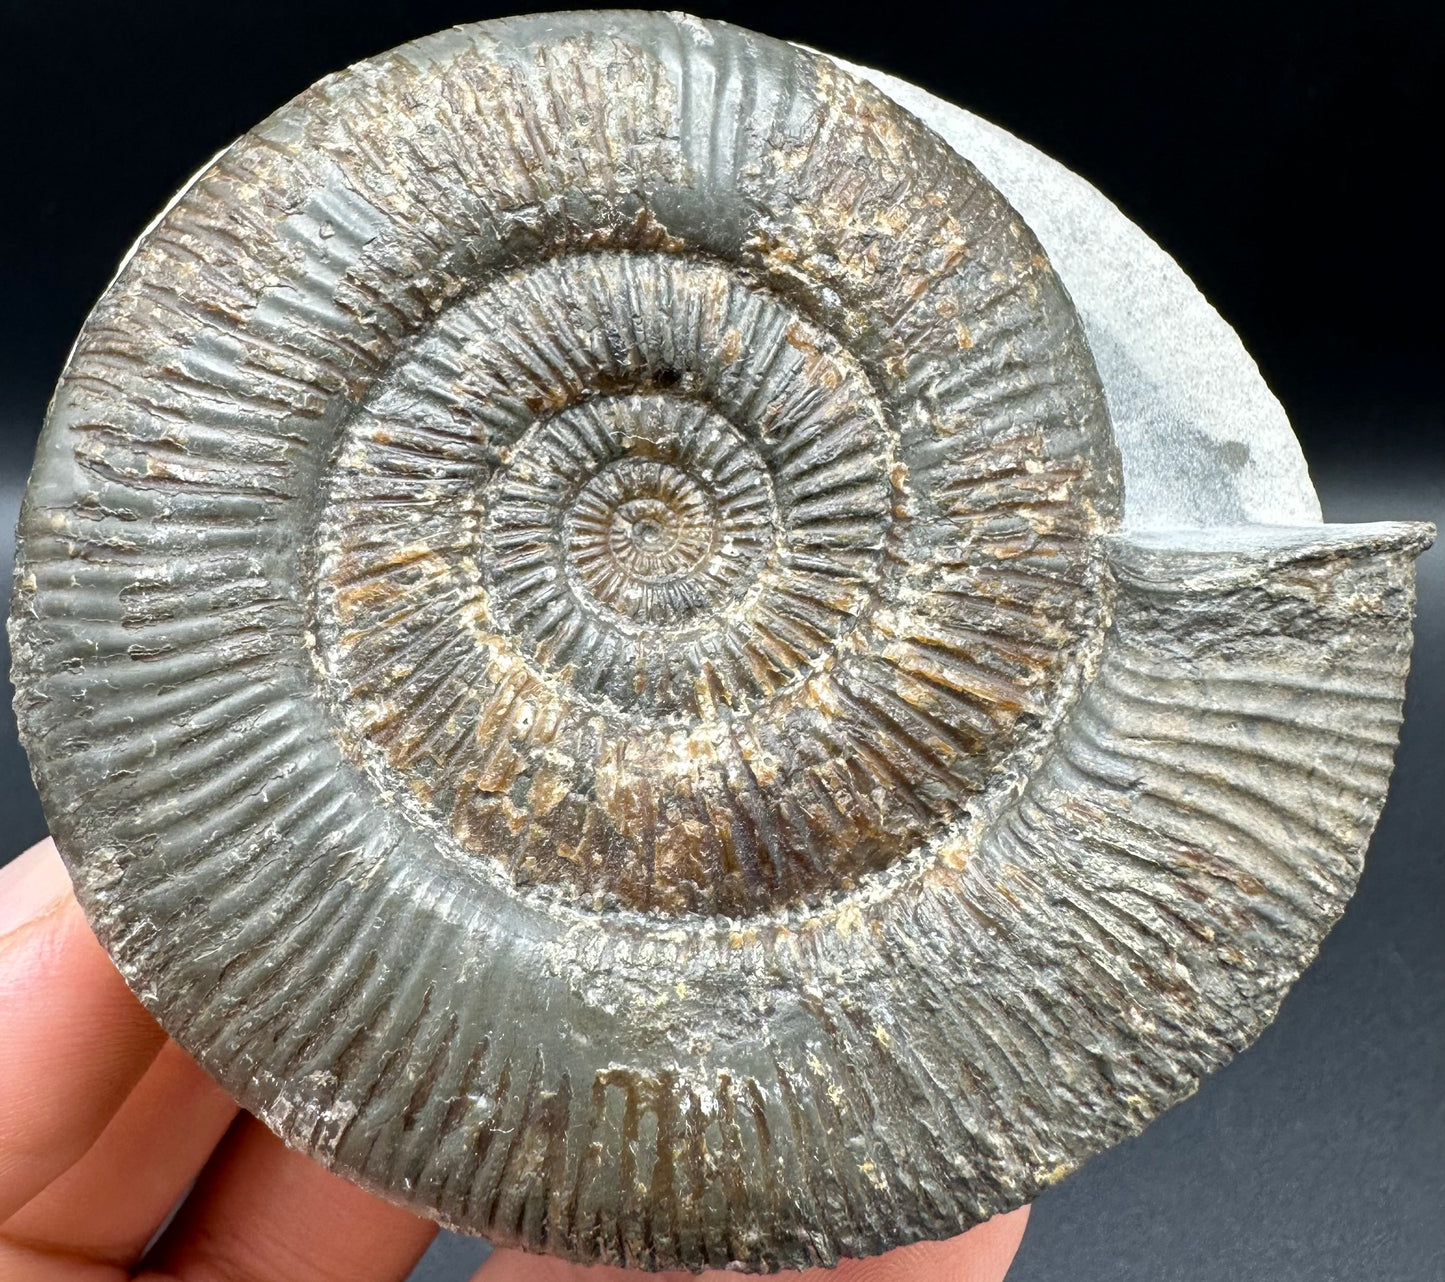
[0, 840, 75, 941]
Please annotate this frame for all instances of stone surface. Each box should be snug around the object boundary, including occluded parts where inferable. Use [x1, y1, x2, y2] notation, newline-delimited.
[836, 56, 1322, 530]
[6, 11, 1432, 1273]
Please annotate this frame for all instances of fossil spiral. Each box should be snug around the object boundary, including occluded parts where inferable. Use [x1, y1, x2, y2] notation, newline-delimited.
[7, 10, 1432, 1271]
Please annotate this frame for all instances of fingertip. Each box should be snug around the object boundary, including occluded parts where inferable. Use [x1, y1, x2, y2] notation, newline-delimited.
[960, 1204, 1031, 1278]
[148, 1117, 438, 1282]
[2, 1039, 238, 1266]
[0, 838, 73, 942]
[859, 1207, 1029, 1282]
[474, 1206, 1031, 1282]
[0, 838, 167, 1221]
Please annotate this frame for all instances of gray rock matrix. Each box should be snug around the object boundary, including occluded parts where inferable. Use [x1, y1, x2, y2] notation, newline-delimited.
[8, 11, 1432, 1272]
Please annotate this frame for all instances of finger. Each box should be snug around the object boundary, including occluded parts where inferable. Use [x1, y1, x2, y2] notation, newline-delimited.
[825, 1206, 1029, 1281]
[138, 1113, 437, 1282]
[0, 839, 168, 1221]
[1, 1039, 237, 1269]
[475, 1204, 1030, 1281]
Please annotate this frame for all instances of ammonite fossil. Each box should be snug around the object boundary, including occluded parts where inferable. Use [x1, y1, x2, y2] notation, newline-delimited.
[8, 10, 1433, 1271]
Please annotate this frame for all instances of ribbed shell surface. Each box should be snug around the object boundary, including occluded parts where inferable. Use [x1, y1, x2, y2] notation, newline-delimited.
[7, 10, 1431, 1272]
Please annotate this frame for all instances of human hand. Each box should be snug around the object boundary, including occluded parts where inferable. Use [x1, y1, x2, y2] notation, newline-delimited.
[1, 837, 1028, 1281]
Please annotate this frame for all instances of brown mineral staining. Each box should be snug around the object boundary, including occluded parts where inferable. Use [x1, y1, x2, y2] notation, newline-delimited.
[313, 212, 1106, 916]
[8, 10, 1429, 1274]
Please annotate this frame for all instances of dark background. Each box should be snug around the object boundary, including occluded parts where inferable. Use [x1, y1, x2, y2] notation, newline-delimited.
[1, 3, 1439, 1279]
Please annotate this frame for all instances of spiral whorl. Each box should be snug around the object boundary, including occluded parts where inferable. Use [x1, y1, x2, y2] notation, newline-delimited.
[299, 28, 1118, 916]
[9, 12, 1192, 1267]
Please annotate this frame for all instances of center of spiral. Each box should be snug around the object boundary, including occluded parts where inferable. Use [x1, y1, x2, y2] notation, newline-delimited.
[630, 516, 665, 550]
[315, 247, 1104, 916]
[481, 391, 788, 695]
[569, 458, 718, 624]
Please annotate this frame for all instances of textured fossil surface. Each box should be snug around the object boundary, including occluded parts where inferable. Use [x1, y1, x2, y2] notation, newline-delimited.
[7, 10, 1432, 1272]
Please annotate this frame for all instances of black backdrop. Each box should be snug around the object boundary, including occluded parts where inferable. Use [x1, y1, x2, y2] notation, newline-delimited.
[1, 4, 1439, 1280]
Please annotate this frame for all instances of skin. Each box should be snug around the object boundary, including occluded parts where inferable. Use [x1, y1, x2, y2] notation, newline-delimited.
[0, 838, 1028, 1282]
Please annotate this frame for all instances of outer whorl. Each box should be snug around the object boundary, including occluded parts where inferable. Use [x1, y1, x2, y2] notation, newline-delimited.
[7, 10, 1430, 1272]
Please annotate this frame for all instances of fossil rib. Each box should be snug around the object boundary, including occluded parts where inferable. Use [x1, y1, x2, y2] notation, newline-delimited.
[7, 10, 1432, 1272]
